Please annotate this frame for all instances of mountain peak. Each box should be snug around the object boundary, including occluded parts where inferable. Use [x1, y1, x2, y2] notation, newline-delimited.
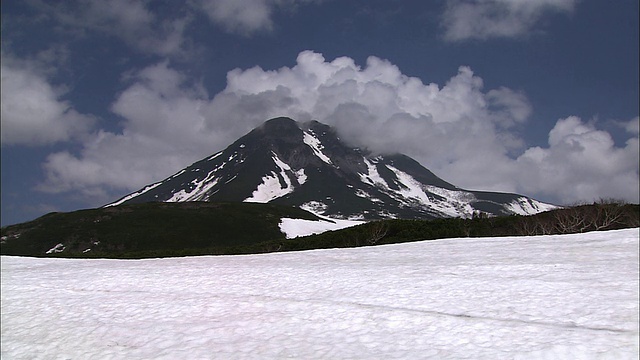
[260, 117, 300, 132]
[106, 118, 556, 218]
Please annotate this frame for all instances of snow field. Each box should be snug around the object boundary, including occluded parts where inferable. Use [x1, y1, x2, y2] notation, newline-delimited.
[1, 228, 638, 359]
[278, 214, 365, 238]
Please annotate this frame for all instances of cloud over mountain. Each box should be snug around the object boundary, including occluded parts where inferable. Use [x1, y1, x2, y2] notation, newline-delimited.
[37, 51, 639, 205]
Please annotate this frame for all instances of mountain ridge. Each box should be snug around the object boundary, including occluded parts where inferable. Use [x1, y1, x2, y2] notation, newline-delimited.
[106, 117, 556, 219]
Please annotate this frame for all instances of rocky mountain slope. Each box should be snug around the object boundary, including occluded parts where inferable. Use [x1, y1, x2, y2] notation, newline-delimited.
[106, 117, 556, 219]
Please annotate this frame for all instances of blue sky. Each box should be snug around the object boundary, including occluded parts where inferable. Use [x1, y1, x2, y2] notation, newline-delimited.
[1, 0, 638, 226]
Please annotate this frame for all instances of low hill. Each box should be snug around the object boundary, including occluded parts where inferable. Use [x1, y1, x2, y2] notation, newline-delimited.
[2, 201, 637, 259]
[0, 202, 321, 258]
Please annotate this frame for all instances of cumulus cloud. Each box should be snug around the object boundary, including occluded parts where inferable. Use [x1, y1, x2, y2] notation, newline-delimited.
[441, 0, 578, 41]
[516, 116, 639, 204]
[38, 51, 639, 205]
[206, 51, 531, 185]
[38, 62, 215, 199]
[0, 58, 95, 146]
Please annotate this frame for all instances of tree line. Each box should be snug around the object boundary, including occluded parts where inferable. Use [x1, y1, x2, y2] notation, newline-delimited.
[514, 199, 639, 236]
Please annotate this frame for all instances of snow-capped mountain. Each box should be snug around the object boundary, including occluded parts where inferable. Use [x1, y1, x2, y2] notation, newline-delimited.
[106, 117, 556, 219]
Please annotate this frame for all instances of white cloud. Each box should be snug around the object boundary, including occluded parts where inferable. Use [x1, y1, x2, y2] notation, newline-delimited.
[38, 62, 216, 199]
[0, 59, 94, 146]
[22, 0, 323, 59]
[194, 0, 321, 36]
[31, 0, 191, 57]
[197, 0, 275, 35]
[38, 51, 639, 206]
[441, 0, 578, 41]
[623, 116, 639, 135]
[516, 116, 639, 204]
[209, 51, 527, 186]
[486, 87, 532, 128]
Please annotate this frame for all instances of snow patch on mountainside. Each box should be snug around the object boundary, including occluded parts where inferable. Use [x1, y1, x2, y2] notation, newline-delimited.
[166, 162, 228, 202]
[303, 131, 332, 164]
[421, 185, 477, 217]
[357, 159, 474, 218]
[354, 189, 384, 203]
[207, 151, 223, 161]
[244, 175, 285, 203]
[170, 169, 186, 179]
[387, 166, 470, 217]
[245, 152, 300, 203]
[105, 182, 162, 207]
[359, 158, 389, 188]
[294, 169, 307, 184]
[507, 197, 559, 215]
[45, 243, 65, 254]
[386, 166, 433, 205]
[300, 201, 328, 214]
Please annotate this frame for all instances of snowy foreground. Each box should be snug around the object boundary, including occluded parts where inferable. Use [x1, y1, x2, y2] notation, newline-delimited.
[2, 229, 639, 359]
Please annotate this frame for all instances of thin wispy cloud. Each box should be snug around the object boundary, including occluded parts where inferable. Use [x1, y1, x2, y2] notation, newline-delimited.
[194, 0, 323, 36]
[196, 0, 277, 35]
[25, 0, 192, 57]
[441, 0, 578, 41]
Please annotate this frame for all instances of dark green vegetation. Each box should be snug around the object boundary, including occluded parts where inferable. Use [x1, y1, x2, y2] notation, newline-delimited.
[0, 202, 319, 258]
[250, 201, 639, 254]
[1, 201, 638, 259]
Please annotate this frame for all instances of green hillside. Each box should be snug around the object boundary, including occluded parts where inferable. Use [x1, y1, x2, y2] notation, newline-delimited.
[1, 201, 637, 259]
[0, 202, 318, 258]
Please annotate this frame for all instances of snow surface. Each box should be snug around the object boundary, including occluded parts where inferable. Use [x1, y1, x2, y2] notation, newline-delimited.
[303, 131, 332, 164]
[387, 165, 474, 217]
[2, 229, 638, 359]
[359, 158, 389, 188]
[207, 150, 223, 161]
[45, 243, 65, 254]
[166, 172, 219, 202]
[279, 215, 365, 238]
[507, 197, 559, 215]
[300, 200, 329, 214]
[244, 152, 304, 203]
[359, 159, 476, 218]
[165, 157, 235, 202]
[105, 182, 162, 207]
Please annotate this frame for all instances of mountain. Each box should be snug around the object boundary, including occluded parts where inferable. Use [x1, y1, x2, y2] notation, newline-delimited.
[106, 117, 556, 219]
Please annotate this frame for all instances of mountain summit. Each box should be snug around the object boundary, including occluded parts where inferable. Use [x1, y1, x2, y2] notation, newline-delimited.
[106, 117, 556, 219]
